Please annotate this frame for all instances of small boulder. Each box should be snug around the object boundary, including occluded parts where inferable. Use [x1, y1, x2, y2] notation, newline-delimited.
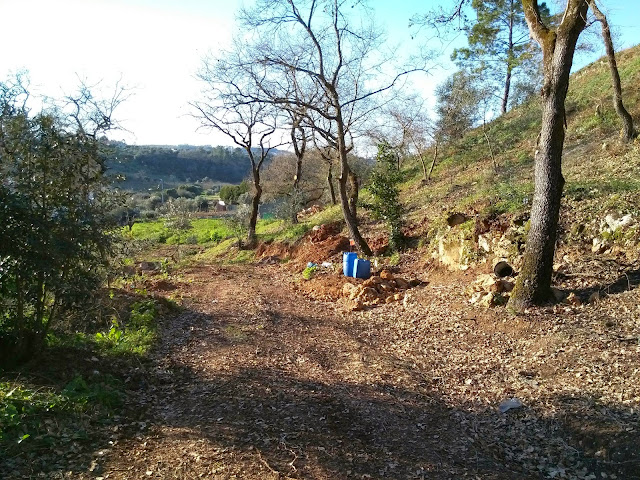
[359, 287, 380, 302]
[376, 280, 395, 293]
[380, 269, 395, 281]
[491, 279, 514, 294]
[566, 292, 582, 306]
[447, 212, 469, 227]
[479, 292, 496, 308]
[342, 283, 357, 298]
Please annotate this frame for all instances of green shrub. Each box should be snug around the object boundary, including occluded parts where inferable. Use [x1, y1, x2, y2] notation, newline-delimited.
[94, 300, 157, 356]
[302, 265, 318, 280]
[368, 142, 406, 251]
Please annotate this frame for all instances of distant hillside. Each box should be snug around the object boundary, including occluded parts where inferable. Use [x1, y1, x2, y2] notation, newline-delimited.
[103, 143, 269, 191]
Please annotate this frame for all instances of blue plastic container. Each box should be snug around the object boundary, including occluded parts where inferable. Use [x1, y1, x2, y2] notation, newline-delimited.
[352, 258, 371, 279]
[343, 252, 357, 277]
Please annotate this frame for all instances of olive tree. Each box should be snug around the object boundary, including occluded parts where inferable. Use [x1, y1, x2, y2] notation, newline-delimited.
[192, 59, 282, 247]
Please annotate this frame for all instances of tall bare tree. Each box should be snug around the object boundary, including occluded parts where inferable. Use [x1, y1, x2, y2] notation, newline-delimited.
[288, 109, 308, 223]
[192, 60, 281, 247]
[231, 0, 424, 256]
[588, 0, 635, 142]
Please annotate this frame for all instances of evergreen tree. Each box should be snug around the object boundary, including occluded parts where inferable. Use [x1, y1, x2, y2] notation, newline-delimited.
[452, 0, 549, 114]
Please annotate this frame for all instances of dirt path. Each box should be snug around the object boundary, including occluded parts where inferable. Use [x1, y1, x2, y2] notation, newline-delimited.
[87, 263, 639, 480]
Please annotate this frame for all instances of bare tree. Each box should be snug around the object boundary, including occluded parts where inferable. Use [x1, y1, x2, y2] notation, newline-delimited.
[232, 0, 425, 256]
[61, 77, 130, 138]
[288, 109, 308, 223]
[367, 96, 437, 181]
[192, 60, 281, 247]
[588, 0, 635, 142]
[312, 135, 338, 205]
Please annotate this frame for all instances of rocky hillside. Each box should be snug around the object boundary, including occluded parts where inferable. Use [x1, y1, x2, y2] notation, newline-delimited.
[394, 45, 640, 291]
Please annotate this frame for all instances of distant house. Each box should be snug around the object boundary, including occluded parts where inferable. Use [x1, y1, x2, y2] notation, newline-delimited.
[215, 200, 227, 212]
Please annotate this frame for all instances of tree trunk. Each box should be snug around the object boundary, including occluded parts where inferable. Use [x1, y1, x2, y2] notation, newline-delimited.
[509, 0, 588, 312]
[327, 162, 337, 204]
[501, 65, 513, 115]
[347, 169, 359, 220]
[291, 158, 302, 224]
[335, 113, 371, 256]
[247, 169, 261, 248]
[338, 172, 371, 256]
[589, 1, 635, 142]
[427, 142, 438, 181]
[501, 1, 515, 115]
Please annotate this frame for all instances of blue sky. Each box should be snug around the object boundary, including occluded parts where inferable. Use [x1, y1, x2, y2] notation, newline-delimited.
[1, 0, 639, 147]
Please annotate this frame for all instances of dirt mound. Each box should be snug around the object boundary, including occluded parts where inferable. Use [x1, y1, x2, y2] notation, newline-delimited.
[307, 222, 342, 243]
[367, 235, 389, 255]
[297, 272, 355, 301]
[293, 234, 350, 265]
[255, 241, 295, 261]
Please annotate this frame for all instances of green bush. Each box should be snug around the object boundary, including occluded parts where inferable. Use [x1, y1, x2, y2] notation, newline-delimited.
[94, 300, 157, 356]
[0, 78, 119, 364]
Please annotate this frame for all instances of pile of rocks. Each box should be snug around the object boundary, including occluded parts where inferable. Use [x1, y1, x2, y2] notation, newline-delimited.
[342, 269, 422, 310]
[468, 273, 515, 307]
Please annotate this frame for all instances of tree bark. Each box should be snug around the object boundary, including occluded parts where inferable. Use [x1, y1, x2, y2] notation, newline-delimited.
[501, 65, 513, 115]
[427, 142, 438, 181]
[347, 169, 359, 220]
[501, 0, 516, 114]
[327, 162, 337, 204]
[589, 1, 635, 142]
[509, 0, 589, 312]
[290, 121, 306, 224]
[247, 168, 261, 248]
[291, 158, 302, 224]
[335, 111, 371, 256]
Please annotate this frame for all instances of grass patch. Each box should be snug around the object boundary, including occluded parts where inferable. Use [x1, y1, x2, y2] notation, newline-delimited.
[0, 374, 123, 446]
[93, 300, 158, 356]
[128, 218, 233, 245]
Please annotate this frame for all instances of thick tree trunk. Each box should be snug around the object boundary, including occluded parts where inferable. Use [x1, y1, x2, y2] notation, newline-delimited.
[589, 1, 635, 141]
[338, 173, 371, 256]
[335, 114, 371, 256]
[509, 0, 588, 312]
[247, 169, 261, 248]
[327, 162, 337, 204]
[347, 169, 359, 220]
[509, 90, 566, 311]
